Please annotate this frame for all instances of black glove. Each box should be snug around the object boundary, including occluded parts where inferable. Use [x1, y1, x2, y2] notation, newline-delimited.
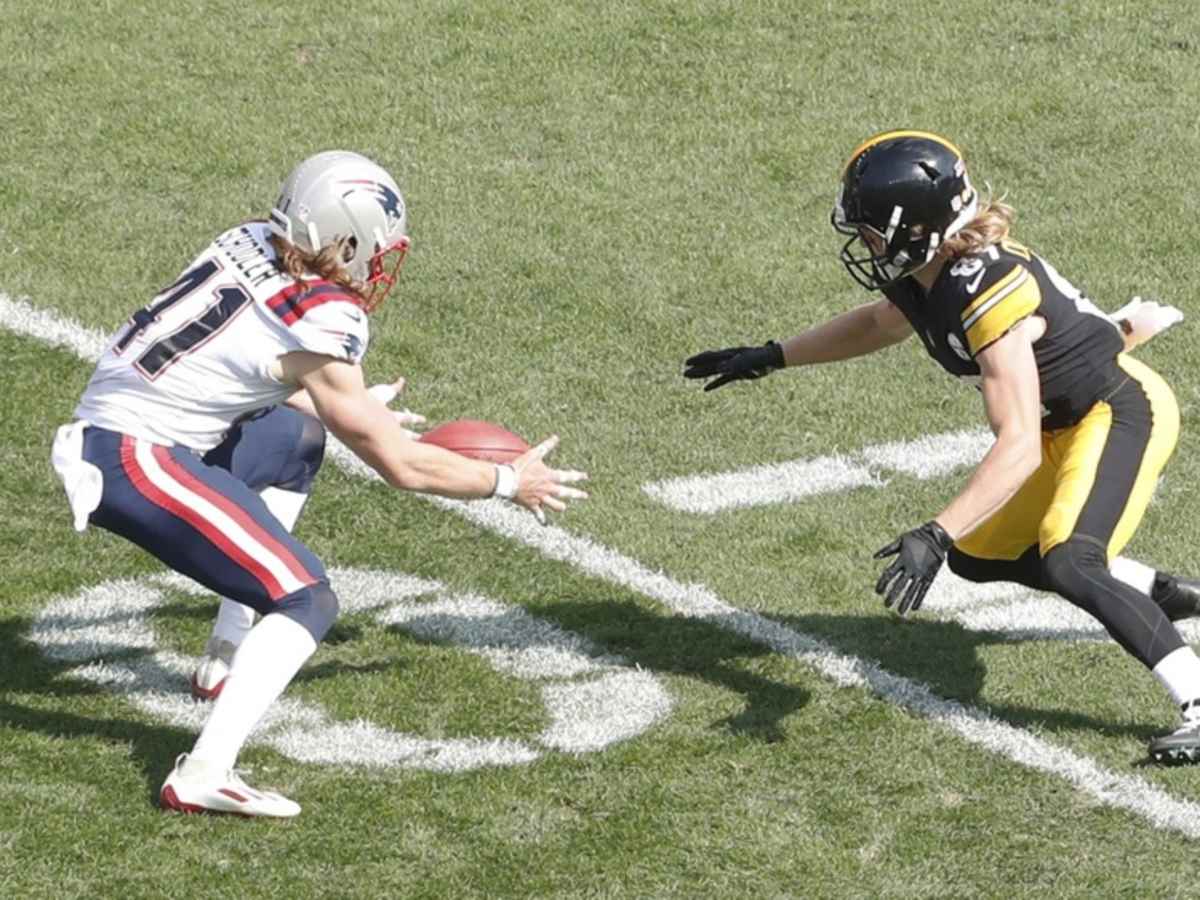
[683, 341, 785, 392]
[873, 521, 954, 616]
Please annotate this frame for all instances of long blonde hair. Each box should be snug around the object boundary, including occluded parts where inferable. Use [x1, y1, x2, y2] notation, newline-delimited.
[269, 234, 368, 305]
[939, 192, 1015, 258]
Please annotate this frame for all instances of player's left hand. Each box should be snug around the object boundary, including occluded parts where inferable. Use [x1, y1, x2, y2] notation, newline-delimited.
[368, 377, 427, 439]
[511, 434, 589, 525]
[873, 521, 954, 616]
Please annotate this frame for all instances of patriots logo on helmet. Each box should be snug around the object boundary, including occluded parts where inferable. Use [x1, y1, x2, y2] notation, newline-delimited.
[340, 180, 405, 228]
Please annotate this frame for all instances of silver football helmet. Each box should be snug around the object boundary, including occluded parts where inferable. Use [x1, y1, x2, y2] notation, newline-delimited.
[269, 150, 410, 307]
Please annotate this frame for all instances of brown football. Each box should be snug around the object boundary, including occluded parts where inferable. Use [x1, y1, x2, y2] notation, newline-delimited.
[417, 419, 530, 463]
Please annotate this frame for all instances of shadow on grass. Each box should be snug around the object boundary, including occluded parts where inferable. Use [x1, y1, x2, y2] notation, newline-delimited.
[153, 597, 366, 646]
[517, 596, 811, 742]
[776, 610, 1162, 746]
[0, 614, 195, 809]
[291, 658, 399, 686]
[0, 601, 389, 811]
[3, 586, 812, 822]
[5, 581, 1161, 804]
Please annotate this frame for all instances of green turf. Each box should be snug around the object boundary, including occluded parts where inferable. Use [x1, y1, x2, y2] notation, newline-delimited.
[5, 1, 1200, 897]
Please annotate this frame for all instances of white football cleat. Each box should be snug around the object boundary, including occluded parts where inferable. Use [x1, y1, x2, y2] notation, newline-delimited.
[160, 754, 301, 818]
[190, 637, 238, 700]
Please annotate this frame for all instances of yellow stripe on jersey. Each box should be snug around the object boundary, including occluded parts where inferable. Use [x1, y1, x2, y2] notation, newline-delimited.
[841, 130, 964, 176]
[960, 265, 1023, 323]
[961, 265, 1041, 355]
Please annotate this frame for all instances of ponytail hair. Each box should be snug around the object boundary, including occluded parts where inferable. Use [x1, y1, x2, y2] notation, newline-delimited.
[940, 191, 1015, 258]
[268, 234, 368, 304]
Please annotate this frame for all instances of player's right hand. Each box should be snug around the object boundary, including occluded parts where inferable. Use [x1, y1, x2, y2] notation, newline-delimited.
[684, 341, 785, 391]
[511, 435, 588, 525]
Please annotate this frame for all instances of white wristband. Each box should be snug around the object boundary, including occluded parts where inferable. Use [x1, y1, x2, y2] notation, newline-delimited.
[491, 464, 518, 500]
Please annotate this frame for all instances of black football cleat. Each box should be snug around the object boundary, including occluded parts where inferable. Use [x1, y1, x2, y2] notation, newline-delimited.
[1150, 706, 1200, 765]
[1151, 574, 1200, 622]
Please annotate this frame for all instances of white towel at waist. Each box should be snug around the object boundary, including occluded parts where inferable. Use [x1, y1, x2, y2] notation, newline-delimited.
[50, 421, 103, 532]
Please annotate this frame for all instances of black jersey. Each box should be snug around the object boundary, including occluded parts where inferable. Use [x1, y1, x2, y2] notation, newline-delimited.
[882, 240, 1125, 430]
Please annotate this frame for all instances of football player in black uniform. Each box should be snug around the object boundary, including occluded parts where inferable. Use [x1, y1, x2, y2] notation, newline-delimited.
[685, 130, 1200, 764]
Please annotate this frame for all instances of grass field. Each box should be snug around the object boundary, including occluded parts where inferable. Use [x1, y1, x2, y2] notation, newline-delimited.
[5, 1, 1200, 897]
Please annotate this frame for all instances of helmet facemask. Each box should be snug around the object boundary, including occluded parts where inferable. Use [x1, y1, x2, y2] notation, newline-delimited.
[361, 234, 411, 312]
[831, 197, 930, 290]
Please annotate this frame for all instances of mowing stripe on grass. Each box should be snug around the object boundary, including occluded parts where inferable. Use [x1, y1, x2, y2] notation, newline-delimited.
[9, 292, 1200, 838]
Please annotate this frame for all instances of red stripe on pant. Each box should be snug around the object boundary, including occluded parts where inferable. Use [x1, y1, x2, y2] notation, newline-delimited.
[152, 444, 318, 588]
[120, 436, 293, 600]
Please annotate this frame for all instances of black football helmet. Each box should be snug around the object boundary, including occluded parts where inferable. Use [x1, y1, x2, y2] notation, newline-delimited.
[831, 130, 978, 290]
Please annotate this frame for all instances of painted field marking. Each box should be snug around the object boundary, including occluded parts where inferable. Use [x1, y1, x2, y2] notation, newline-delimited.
[30, 568, 671, 770]
[8, 292, 1200, 838]
[925, 567, 1200, 643]
[1, 293, 109, 359]
[642, 428, 994, 513]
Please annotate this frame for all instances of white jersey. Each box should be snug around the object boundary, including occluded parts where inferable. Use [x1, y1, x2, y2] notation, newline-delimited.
[75, 221, 370, 451]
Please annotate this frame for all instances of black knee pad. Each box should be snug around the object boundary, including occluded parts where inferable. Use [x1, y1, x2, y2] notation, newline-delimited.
[1041, 539, 1108, 606]
[274, 580, 340, 642]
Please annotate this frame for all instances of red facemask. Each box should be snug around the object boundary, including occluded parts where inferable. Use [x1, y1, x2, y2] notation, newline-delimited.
[361, 235, 411, 312]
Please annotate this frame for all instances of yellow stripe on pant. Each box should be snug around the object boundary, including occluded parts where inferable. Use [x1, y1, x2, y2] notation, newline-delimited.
[1103, 355, 1179, 558]
[955, 354, 1178, 562]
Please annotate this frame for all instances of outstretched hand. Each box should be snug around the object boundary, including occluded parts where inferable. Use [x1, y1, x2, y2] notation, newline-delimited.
[368, 377, 427, 439]
[873, 521, 954, 616]
[511, 435, 589, 525]
[684, 342, 785, 391]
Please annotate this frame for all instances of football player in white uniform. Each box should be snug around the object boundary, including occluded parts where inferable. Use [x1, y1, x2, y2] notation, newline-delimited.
[51, 151, 587, 816]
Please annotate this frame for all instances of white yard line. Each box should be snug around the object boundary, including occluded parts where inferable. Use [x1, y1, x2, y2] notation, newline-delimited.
[643, 427, 994, 513]
[1, 294, 110, 359]
[641, 454, 884, 514]
[10, 291, 1200, 839]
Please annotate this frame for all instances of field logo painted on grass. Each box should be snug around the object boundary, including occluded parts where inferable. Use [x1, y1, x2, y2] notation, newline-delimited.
[28, 567, 671, 771]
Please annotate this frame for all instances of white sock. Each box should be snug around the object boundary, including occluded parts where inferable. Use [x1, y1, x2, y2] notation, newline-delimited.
[1109, 556, 1157, 596]
[210, 600, 257, 649]
[203, 487, 308, 651]
[1152, 646, 1200, 710]
[187, 613, 317, 772]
